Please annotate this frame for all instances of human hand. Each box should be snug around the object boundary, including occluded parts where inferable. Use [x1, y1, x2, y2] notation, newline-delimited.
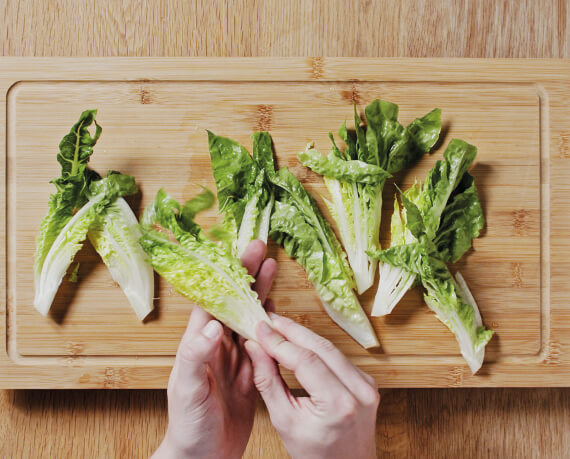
[245, 314, 380, 459]
[153, 240, 277, 459]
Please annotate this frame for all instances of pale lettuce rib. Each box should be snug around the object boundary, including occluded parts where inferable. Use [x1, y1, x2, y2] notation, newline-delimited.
[88, 197, 154, 320]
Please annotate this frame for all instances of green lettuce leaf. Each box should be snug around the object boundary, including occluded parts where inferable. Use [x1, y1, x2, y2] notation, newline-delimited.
[369, 239, 493, 373]
[371, 139, 480, 316]
[69, 263, 80, 283]
[34, 173, 138, 315]
[369, 139, 491, 373]
[208, 131, 273, 257]
[258, 136, 379, 349]
[415, 139, 477, 239]
[422, 256, 494, 375]
[181, 187, 215, 226]
[433, 173, 484, 263]
[88, 195, 154, 320]
[298, 146, 391, 184]
[34, 110, 101, 292]
[139, 189, 270, 339]
[299, 100, 441, 294]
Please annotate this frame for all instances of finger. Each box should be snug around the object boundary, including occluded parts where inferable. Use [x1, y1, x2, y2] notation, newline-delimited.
[269, 313, 377, 403]
[186, 305, 214, 336]
[175, 320, 224, 385]
[255, 321, 347, 404]
[240, 240, 267, 277]
[357, 368, 377, 388]
[253, 258, 277, 304]
[245, 340, 294, 416]
[235, 348, 254, 396]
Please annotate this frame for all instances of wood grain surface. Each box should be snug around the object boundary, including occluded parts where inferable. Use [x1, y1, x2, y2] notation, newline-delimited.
[1, 0, 569, 458]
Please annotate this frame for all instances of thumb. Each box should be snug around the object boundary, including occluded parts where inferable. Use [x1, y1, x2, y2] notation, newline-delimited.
[245, 340, 293, 424]
[175, 320, 223, 384]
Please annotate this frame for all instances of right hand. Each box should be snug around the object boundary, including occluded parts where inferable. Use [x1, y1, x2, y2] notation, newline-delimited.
[245, 314, 380, 459]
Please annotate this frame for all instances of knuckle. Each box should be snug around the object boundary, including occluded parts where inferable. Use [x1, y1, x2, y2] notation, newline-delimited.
[363, 373, 376, 386]
[253, 372, 275, 394]
[314, 336, 337, 354]
[271, 335, 288, 351]
[296, 348, 320, 368]
[361, 386, 381, 407]
[335, 393, 359, 424]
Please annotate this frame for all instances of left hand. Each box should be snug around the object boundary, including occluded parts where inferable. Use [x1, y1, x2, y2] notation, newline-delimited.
[153, 240, 277, 459]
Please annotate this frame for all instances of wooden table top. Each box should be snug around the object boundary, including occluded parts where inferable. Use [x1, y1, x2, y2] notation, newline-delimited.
[1, 1, 569, 457]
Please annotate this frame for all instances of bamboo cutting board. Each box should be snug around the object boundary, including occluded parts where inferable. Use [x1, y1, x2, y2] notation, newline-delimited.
[1, 58, 569, 388]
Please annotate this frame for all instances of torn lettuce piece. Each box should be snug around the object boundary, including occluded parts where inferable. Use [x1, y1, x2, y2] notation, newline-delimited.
[139, 189, 270, 340]
[33, 173, 138, 315]
[370, 241, 493, 374]
[372, 139, 481, 316]
[373, 197, 418, 315]
[69, 263, 80, 283]
[298, 101, 441, 294]
[88, 196, 154, 320]
[34, 109, 101, 305]
[257, 132, 379, 349]
[208, 131, 274, 258]
[425, 270, 493, 374]
[368, 139, 491, 373]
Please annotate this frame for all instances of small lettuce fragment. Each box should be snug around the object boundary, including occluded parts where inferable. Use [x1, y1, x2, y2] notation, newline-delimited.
[139, 189, 270, 340]
[88, 196, 154, 320]
[69, 263, 80, 283]
[298, 101, 441, 294]
[208, 131, 274, 258]
[257, 132, 379, 349]
[34, 173, 138, 315]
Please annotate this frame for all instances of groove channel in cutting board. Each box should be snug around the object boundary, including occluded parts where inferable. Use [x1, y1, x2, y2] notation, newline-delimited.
[9, 80, 540, 359]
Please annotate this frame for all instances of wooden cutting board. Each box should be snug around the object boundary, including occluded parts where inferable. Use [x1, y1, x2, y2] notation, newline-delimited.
[1, 58, 569, 388]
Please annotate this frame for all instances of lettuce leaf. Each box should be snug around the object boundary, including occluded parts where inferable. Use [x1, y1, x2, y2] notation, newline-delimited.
[34, 110, 101, 295]
[34, 110, 153, 320]
[371, 139, 480, 316]
[368, 139, 491, 374]
[371, 240, 493, 374]
[258, 134, 379, 349]
[208, 131, 274, 258]
[298, 101, 441, 294]
[139, 189, 270, 339]
[434, 173, 484, 263]
[298, 147, 391, 184]
[88, 196, 154, 320]
[413, 139, 477, 239]
[34, 173, 138, 315]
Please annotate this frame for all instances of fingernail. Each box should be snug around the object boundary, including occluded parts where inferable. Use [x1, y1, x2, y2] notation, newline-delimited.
[257, 320, 273, 338]
[202, 320, 221, 339]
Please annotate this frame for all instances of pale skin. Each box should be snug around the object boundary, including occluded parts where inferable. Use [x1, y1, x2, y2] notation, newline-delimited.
[153, 240, 379, 459]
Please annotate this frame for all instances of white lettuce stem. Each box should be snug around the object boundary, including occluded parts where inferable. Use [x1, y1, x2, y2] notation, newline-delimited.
[372, 262, 416, 316]
[424, 272, 485, 375]
[256, 192, 274, 245]
[90, 198, 154, 320]
[34, 195, 103, 315]
[236, 193, 260, 258]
